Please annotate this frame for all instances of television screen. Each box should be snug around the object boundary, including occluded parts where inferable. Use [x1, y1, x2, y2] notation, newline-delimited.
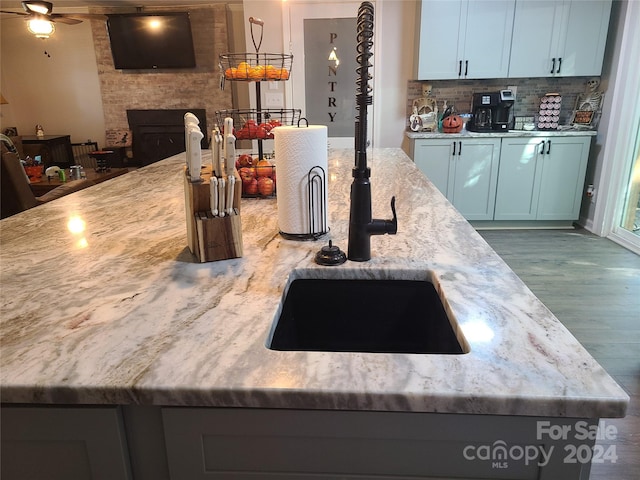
[107, 13, 196, 70]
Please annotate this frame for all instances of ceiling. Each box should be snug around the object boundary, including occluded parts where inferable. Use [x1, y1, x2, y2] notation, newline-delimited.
[0, 0, 239, 10]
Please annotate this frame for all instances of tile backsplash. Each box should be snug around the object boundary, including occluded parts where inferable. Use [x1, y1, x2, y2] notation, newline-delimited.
[407, 77, 598, 128]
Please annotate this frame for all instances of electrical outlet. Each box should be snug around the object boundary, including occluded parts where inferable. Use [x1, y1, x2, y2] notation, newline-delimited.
[264, 92, 284, 108]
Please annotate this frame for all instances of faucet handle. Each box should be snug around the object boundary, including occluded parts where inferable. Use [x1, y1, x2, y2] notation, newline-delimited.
[388, 196, 398, 234]
[369, 195, 397, 235]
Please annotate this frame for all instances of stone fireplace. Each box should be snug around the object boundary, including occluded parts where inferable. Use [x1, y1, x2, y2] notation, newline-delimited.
[127, 109, 207, 166]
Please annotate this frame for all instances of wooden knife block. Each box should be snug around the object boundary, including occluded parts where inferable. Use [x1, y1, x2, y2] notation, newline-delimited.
[184, 165, 243, 262]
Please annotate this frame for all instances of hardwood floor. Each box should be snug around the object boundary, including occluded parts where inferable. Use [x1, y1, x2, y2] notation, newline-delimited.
[479, 228, 640, 480]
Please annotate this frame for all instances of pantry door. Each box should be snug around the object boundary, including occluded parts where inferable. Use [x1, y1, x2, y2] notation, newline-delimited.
[283, 1, 378, 149]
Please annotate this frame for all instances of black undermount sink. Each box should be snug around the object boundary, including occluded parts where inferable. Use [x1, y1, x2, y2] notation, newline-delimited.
[268, 277, 469, 354]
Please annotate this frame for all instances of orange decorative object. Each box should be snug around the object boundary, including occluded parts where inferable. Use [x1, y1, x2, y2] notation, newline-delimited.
[442, 115, 463, 133]
[24, 166, 43, 180]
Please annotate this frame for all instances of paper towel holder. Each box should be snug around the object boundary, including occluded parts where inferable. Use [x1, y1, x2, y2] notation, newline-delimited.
[279, 165, 329, 241]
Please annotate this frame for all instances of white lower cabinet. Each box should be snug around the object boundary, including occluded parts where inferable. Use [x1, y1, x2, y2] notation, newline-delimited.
[413, 138, 501, 220]
[411, 135, 591, 222]
[1, 407, 132, 480]
[495, 136, 590, 221]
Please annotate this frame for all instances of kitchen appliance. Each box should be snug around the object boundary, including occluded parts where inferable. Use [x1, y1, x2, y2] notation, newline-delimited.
[467, 90, 515, 132]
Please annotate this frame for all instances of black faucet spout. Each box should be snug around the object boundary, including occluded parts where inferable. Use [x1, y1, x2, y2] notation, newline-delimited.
[346, 2, 396, 262]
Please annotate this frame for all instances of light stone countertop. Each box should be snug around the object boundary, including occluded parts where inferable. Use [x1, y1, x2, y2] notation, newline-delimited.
[0, 148, 628, 418]
[406, 128, 598, 139]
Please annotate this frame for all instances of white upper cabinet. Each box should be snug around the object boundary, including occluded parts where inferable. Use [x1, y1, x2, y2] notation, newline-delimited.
[508, 0, 612, 78]
[415, 0, 515, 80]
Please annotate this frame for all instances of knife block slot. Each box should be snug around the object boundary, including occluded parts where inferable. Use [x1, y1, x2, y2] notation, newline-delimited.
[184, 166, 243, 262]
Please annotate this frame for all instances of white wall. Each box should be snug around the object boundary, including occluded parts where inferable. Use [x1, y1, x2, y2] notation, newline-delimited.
[242, 0, 415, 148]
[0, 8, 105, 146]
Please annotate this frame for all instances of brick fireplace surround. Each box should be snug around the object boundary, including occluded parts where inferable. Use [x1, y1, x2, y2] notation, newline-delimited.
[89, 4, 232, 159]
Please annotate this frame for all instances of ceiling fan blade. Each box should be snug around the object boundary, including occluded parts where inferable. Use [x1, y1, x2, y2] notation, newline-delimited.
[0, 11, 28, 16]
[56, 13, 108, 21]
[50, 15, 82, 25]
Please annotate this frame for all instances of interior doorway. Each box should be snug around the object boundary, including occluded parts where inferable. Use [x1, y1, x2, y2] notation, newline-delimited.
[283, 1, 379, 149]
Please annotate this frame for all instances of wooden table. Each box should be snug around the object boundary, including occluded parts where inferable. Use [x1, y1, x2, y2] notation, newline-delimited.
[29, 168, 129, 196]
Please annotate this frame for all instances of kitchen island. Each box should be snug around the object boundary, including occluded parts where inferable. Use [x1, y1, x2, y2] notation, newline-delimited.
[0, 148, 628, 479]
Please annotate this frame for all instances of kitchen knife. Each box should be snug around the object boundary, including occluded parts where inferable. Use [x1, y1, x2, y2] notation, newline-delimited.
[223, 117, 235, 175]
[218, 176, 226, 218]
[212, 127, 221, 176]
[226, 174, 235, 215]
[210, 175, 218, 216]
[216, 130, 224, 177]
[184, 113, 200, 168]
[188, 127, 204, 182]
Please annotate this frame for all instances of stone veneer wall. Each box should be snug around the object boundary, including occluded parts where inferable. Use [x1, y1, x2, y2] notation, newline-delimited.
[407, 77, 599, 128]
[89, 5, 232, 141]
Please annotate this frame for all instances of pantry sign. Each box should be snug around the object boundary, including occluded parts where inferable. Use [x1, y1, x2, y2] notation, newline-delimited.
[303, 18, 357, 138]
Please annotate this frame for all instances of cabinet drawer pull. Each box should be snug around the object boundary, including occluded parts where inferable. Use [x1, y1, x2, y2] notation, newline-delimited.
[546, 140, 551, 155]
[464, 60, 468, 77]
[458, 141, 462, 155]
[550, 58, 556, 74]
[540, 141, 546, 155]
[556, 57, 562, 74]
[458, 60, 462, 77]
[452, 142, 457, 156]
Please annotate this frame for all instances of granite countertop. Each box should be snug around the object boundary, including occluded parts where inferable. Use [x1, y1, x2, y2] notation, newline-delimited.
[406, 128, 598, 139]
[0, 148, 628, 418]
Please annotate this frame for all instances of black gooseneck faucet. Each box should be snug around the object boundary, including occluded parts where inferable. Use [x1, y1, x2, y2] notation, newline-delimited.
[347, 2, 397, 262]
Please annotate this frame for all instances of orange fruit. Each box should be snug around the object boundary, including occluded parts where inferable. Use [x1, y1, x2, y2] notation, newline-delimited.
[249, 65, 267, 80]
[265, 65, 279, 79]
[236, 62, 250, 79]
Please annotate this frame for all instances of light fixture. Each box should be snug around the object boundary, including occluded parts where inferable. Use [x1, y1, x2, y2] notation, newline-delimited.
[27, 17, 55, 38]
[22, 1, 53, 15]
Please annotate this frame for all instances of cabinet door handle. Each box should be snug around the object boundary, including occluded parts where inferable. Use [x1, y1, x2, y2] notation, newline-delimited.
[556, 57, 562, 74]
[550, 58, 556, 74]
[546, 140, 551, 155]
[540, 141, 546, 155]
[458, 60, 462, 77]
[458, 141, 462, 155]
[464, 60, 468, 77]
[452, 142, 457, 156]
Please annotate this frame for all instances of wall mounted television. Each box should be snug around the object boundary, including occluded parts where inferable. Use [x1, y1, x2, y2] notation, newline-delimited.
[107, 12, 196, 70]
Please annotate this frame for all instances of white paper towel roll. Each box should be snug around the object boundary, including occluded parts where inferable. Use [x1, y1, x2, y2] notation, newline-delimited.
[273, 125, 328, 236]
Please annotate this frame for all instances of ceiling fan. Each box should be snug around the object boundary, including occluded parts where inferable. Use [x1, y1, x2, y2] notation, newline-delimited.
[0, 1, 106, 38]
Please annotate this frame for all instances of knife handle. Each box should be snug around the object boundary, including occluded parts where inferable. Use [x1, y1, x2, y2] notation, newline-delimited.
[218, 177, 226, 217]
[210, 176, 218, 216]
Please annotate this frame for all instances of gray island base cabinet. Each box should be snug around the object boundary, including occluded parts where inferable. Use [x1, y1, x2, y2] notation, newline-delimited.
[161, 408, 598, 480]
[1, 407, 131, 480]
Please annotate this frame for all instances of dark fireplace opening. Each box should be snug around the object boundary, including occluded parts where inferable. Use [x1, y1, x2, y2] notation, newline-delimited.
[127, 109, 207, 166]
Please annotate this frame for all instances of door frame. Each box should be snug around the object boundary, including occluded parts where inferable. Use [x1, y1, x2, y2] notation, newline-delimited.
[590, 0, 640, 255]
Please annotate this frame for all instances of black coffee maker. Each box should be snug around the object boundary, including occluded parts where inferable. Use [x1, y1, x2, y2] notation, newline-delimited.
[467, 90, 515, 132]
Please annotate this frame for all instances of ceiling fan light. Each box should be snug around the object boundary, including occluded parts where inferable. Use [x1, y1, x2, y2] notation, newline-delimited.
[27, 18, 55, 38]
[22, 1, 53, 15]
